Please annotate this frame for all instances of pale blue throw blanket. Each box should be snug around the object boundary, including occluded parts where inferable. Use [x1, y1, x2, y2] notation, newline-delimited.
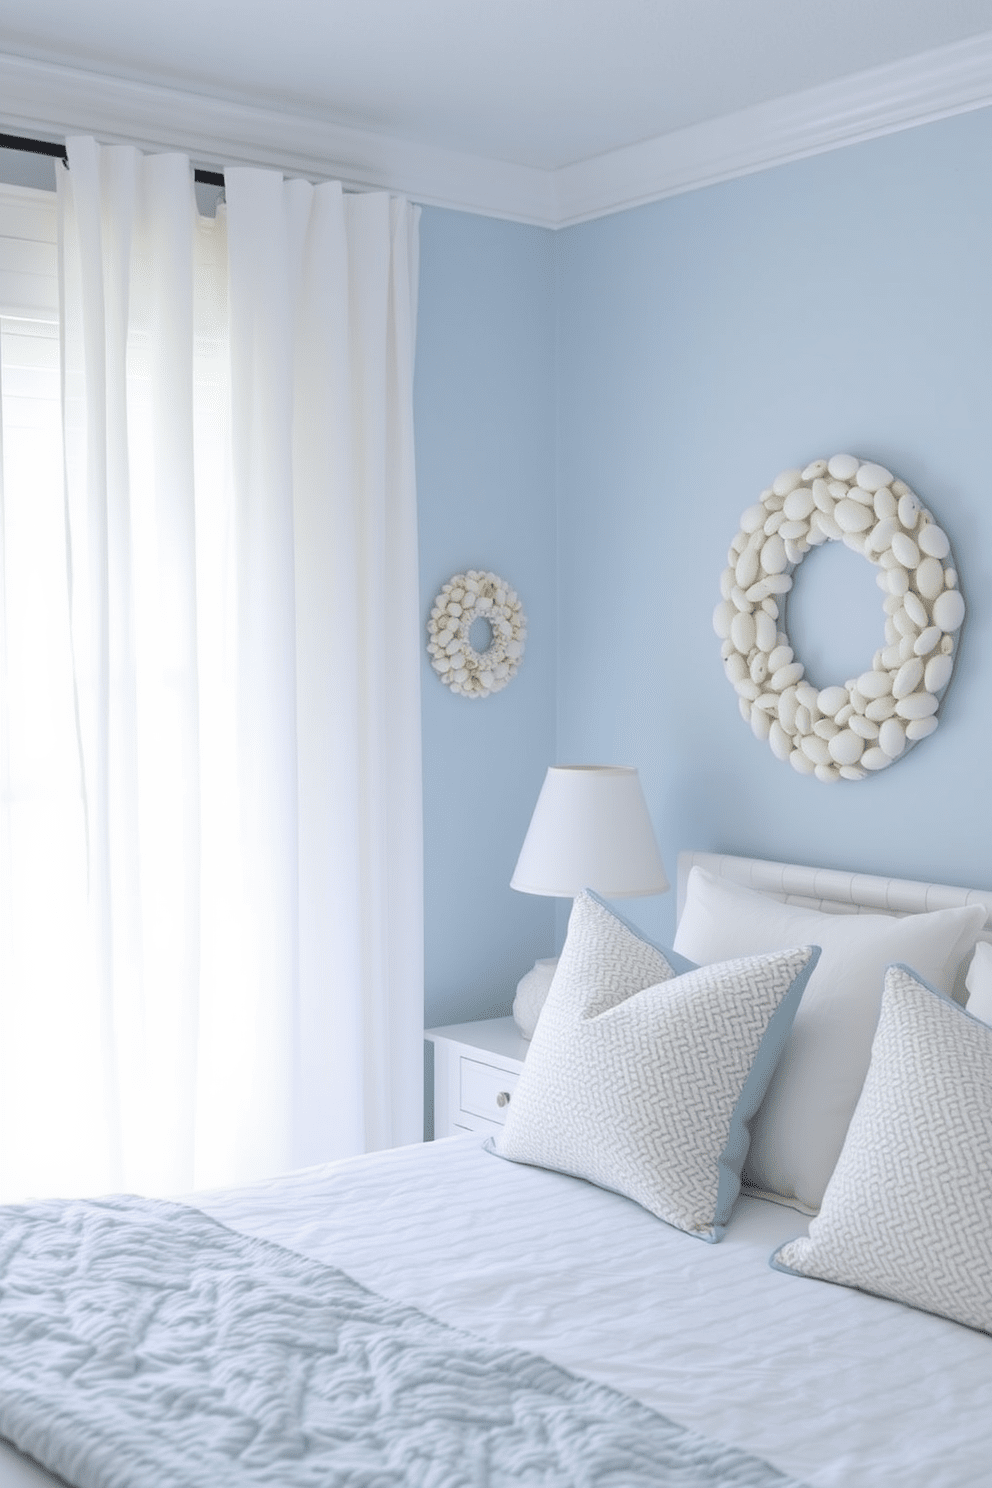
[0, 1196, 807, 1487]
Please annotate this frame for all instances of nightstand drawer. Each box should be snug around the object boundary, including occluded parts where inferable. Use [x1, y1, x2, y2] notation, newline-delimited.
[460, 1055, 519, 1124]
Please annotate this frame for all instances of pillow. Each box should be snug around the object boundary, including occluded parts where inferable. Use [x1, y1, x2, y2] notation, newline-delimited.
[493, 891, 819, 1241]
[673, 868, 985, 1211]
[965, 939, 992, 1026]
[771, 965, 992, 1336]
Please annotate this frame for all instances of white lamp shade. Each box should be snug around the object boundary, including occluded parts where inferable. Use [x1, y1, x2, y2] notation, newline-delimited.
[510, 765, 669, 898]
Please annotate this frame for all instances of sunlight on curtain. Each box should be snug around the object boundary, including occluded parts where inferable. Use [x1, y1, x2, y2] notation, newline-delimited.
[0, 142, 423, 1203]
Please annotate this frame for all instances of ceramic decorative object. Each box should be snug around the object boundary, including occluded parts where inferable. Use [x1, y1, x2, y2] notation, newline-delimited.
[428, 570, 526, 697]
[714, 456, 963, 781]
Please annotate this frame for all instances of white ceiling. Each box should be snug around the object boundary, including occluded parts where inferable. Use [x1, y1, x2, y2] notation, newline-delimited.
[3, 1, 992, 223]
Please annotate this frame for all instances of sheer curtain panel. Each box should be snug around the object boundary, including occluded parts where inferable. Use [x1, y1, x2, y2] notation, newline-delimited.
[50, 137, 422, 1199]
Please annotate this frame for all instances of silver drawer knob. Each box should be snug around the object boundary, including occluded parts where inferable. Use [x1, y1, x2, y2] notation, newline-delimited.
[496, 1091, 511, 1108]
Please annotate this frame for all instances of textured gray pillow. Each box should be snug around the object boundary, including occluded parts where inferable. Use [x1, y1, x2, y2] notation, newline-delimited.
[494, 892, 818, 1241]
[772, 965, 992, 1335]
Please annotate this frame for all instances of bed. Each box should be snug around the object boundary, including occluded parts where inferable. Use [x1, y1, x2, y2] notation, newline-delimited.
[0, 851, 989, 1488]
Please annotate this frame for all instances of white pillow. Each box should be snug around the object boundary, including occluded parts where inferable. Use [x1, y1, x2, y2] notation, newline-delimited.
[772, 965, 992, 1336]
[673, 868, 985, 1211]
[493, 891, 819, 1241]
[965, 940, 992, 1026]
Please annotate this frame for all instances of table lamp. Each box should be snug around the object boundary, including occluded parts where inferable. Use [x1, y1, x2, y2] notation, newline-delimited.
[510, 765, 669, 1036]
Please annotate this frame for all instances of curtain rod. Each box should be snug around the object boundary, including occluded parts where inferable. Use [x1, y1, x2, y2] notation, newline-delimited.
[0, 131, 225, 187]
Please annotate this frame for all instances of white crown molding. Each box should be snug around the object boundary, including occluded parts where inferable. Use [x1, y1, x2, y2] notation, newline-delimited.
[0, 52, 555, 225]
[2, 33, 992, 229]
[553, 30, 992, 225]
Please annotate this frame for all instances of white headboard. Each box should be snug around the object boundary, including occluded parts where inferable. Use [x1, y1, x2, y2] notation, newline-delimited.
[677, 853, 992, 994]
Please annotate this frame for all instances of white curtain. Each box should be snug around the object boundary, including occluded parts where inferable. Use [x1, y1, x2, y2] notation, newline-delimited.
[50, 136, 422, 1198]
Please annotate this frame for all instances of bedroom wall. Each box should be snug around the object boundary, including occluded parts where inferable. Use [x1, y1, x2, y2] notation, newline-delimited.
[415, 207, 558, 1027]
[555, 107, 992, 951]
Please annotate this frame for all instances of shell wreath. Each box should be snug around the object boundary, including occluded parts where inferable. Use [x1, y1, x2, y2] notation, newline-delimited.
[428, 570, 526, 698]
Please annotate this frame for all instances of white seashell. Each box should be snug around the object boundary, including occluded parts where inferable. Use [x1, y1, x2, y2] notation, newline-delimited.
[932, 589, 965, 632]
[839, 765, 868, 781]
[892, 608, 918, 639]
[783, 487, 816, 521]
[721, 640, 735, 660]
[447, 602, 463, 616]
[861, 747, 893, 771]
[887, 567, 909, 597]
[884, 620, 899, 646]
[812, 510, 842, 541]
[790, 749, 816, 776]
[745, 579, 774, 603]
[881, 644, 903, 669]
[924, 653, 953, 693]
[769, 720, 793, 760]
[739, 696, 753, 722]
[764, 509, 786, 535]
[740, 503, 767, 533]
[773, 468, 803, 497]
[873, 487, 897, 519]
[876, 571, 892, 593]
[939, 634, 954, 655]
[755, 692, 780, 712]
[847, 484, 876, 507]
[754, 610, 777, 652]
[812, 479, 834, 513]
[765, 491, 785, 511]
[764, 574, 793, 595]
[917, 524, 950, 560]
[802, 460, 828, 481]
[761, 597, 779, 619]
[866, 516, 898, 553]
[898, 635, 918, 662]
[750, 653, 769, 685]
[779, 519, 810, 541]
[784, 539, 808, 565]
[906, 716, 939, 742]
[835, 499, 874, 534]
[736, 548, 760, 589]
[882, 594, 902, 616]
[797, 735, 832, 767]
[828, 729, 865, 766]
[796, 681, 820, 711]
[878, 718, 907, 759]
[891, 480, 910, 496]
[815, 762, 841, 783]
[902, 592, 929, 629]
[894, 691, 939, 720]
[793, 705, 812, 735]
[807, 524, 829, 546]
[731, 612, 756, 654]
[778, 688, 799, 732]
[865, 694, 898, 722]
[890, 532, 920, 568]
[857, 670, 893, 700]
[879, 549, 900, 570]
[915, 556, 944, 601]
[827, 453, 860, 480]
[731, 586, 753, 613]
[897, 492, 920, 528]
[751, 706, 772, 741]
[856, 462, 894, 492]
[835, 703, 855, 726]
[772, 660, 804, 691]
[842, 530, 869, 556]
[817, 685, 849, 717]
[760, 533, 788, 575]
[814, 718, 839, 740]
[827, 480, 850, 499]
[849, 714, 880, 740]
[848, 688, 867, 715]
[913, 626, 941, 657]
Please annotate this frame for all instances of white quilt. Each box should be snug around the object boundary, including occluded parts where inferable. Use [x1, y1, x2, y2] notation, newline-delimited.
[0, 1134, 988, 1487]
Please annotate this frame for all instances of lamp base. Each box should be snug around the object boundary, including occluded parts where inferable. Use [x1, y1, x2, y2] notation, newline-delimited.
[512, 957, 559, 1038]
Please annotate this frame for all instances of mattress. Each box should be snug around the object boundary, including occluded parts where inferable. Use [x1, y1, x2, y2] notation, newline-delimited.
[0, 1132, 987, 1487]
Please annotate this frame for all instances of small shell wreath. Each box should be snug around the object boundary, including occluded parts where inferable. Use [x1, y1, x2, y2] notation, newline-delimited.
[714, 454, 964, 782]
[428, 570, 526, 698]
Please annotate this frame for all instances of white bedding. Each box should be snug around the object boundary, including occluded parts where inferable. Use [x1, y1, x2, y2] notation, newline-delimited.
[1, 1133, 988, 1487]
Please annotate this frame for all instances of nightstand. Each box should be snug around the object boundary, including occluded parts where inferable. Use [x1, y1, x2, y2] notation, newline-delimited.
[425, 1017, 529, 1139]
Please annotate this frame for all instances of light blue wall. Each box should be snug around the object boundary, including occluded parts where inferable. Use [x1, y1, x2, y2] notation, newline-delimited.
[555, 108, 992, 949]
[415, 208, 557, 1027]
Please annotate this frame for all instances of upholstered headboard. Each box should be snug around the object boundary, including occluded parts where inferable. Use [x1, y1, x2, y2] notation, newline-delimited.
[676, 853, 992, 998]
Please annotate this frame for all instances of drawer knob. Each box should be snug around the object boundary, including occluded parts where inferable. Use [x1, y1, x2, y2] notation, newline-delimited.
[496, 1090, 511, 1108]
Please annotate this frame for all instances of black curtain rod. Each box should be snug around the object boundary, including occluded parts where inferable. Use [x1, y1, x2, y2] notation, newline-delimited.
[0, 131, 225, 186]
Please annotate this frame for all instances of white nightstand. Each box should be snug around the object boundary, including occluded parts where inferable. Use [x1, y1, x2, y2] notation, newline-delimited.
[425, 1017, 529, 1139]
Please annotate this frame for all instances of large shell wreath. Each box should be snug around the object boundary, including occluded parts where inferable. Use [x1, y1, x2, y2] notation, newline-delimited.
[713, 454, 964, 782]
[428, 570, 526, 698]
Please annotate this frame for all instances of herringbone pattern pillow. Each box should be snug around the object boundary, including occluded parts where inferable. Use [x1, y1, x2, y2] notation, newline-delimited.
[773, 965, 992, 1335]
[494, 893, 818, 1241]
